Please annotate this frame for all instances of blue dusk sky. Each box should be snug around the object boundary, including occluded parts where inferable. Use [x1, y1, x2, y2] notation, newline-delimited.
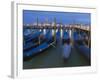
[23, 10, 91, 25]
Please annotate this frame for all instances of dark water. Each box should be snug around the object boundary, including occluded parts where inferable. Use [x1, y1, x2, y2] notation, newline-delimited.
[23, 29, 90, 69]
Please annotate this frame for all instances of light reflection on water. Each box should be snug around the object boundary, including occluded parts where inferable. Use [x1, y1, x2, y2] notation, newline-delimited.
[43, 29, 46, 35]
[69, 29, 72, 39]
[24, 28, 71, 40]
[52, 29, 54, 36]
[61, 29, 63, 38]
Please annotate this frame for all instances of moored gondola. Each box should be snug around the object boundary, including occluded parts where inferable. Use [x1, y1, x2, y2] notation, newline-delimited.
[62, 30, 70, 43]
[73, 30, 90, 60]
[23, 29, 55, 61]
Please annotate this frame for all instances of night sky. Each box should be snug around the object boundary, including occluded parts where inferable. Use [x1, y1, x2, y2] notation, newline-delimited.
[23, 10, 91, 25]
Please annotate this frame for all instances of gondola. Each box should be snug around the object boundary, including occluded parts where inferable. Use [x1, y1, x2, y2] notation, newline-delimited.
[23, 29, 55, 61]
[73, 31, 82, 42]
[62, 30, 70, 43]
[24, 31, 42, 43]
[74, 40, 90, 60]
[73, 31, 90, 60]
